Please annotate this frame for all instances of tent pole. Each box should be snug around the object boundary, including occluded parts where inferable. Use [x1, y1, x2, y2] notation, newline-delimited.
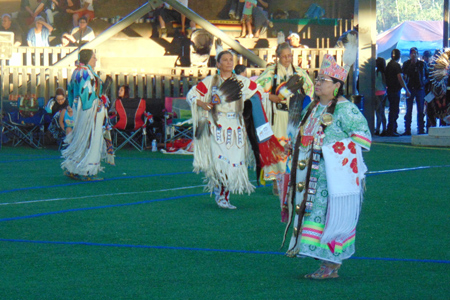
[445, 0, 449, 48]
[54, 2, 153, 66]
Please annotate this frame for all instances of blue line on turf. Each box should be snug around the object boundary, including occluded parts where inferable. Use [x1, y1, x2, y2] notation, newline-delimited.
[1, 165, 449, 216]
[0, 156, 192, 164]
[0, 171, 193, 194]
[0, 193, 208, 222]
[0, 238, 448, 264]
[2, 164, 448, 195]
[0, 157, 60, 163]
[366, 164, 450, 175]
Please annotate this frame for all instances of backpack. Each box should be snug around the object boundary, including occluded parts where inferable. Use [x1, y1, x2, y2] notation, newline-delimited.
[19, 95, 39, 118]
[304, 4, 325, 19]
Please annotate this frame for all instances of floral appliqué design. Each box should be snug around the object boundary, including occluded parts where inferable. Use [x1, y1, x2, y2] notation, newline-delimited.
[350, 158, 358, 174]
[348, 141, 357, 154]
[332, 142, 345, 154]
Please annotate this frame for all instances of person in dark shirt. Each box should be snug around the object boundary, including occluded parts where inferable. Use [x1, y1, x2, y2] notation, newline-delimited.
[402, 47, 429, 135]
[34, 0, 59, 27]
[1, 14, 23, 46]
[53, 0, 81, 35]
[17, 0, 38, 35]
[253, 0, 272, 38]
[385, 48, 410, 136]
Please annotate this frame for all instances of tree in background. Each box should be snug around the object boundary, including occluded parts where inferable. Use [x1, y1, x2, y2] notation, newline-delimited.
[377, 0, 444, 33]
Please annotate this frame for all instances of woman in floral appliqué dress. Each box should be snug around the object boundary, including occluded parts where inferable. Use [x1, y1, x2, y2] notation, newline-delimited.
[282, 53, 371, 279]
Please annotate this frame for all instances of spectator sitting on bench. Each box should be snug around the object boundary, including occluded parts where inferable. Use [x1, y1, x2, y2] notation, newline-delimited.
[153, 0, 195, 37]
[61, 16, 94, 46]
[34, 0, 59, 28]
[16, 0, 44, 34]
[53, 0, 82, 35]
[66, 0, 94, 27]
[287, 33, 308, 48]
[27, 16, 53, 47]
[1, 14, 23, 47]
[253, 0, 272, 38]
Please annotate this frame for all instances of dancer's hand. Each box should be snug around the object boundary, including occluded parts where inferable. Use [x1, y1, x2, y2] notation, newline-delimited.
[284, 143, 292, 155]
[269, 94, 284, 103]
[198, 101, 213, 111]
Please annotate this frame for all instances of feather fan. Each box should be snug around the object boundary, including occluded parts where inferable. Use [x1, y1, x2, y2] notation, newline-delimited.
[341, 30, 358, 70]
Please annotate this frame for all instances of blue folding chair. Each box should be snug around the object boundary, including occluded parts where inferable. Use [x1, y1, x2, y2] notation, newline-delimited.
[2, 97, 46, 148]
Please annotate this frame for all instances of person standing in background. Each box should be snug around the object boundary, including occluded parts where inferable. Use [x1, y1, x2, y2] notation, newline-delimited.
[239, 0, 256, 38]
[385, 49, 410, 137]
[374, 57, 387, 136]
[422, 50, 434, 132]
[402, 47, 428, 135]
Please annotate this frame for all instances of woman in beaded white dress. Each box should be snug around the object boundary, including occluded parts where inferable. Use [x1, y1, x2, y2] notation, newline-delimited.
[187, 51, 284, 209]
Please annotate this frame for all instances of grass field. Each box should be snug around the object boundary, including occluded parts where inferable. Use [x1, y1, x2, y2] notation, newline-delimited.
[0, 142, 449, 300]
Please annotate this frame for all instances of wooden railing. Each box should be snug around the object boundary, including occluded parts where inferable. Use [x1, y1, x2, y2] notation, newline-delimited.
[2, 48, 355, 103]
[8, 45, 346, 68]
[8, 47, 78, 67]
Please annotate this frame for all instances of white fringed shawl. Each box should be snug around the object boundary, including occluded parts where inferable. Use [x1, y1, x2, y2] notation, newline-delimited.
[321, 137, 367, 243]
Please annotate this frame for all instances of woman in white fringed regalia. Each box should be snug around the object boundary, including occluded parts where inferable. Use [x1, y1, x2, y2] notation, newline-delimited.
[61, 49, 114, 180]
[256, 42, 314, 194]
[187, 51, 285, 209]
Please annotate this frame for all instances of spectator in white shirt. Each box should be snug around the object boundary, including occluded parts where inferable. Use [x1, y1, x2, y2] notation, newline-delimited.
[61, 16, 94, 46]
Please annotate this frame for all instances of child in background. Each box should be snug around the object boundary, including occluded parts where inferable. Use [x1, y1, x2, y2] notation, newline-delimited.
[59, 105, 74, 135]
[234, 64, 247, 77]
[239, 0, 256, 38]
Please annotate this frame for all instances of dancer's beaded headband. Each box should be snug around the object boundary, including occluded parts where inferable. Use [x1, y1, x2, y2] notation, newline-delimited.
[319, 54, 348, 82]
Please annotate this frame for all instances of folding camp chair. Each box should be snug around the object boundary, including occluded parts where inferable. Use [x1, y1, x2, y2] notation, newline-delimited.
[112, 98, 150, 151]
[2, 97, 46, 148]
[164, 97, 193, 149]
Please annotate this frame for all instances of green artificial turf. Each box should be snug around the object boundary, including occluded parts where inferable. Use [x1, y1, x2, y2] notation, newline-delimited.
[0, 143, 449, 299]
